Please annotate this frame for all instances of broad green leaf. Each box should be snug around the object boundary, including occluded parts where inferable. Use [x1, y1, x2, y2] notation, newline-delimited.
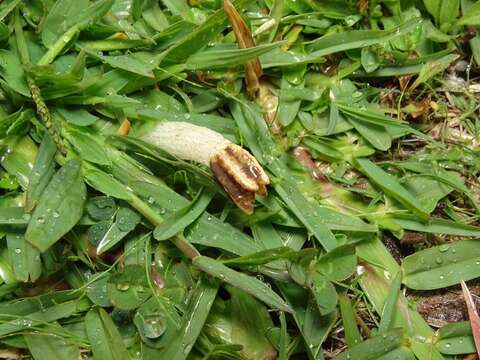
[403, 176, 453, 213]
[86, 273, 112, 307]
[56, 108, 98, 127]
[6, 231, 41, 282]
[402, 240, 480, 290]
[107, 265, 151, 310]
[85, 307, 129, 360]
[193, 256, 293, 313]
[0, 49, 30, 96]
[96, 222, 131, 255]
[0, 207, 29, 224]
[361, 48, 380, 73]
[311, 274, 337, 315]
[436, 321, 475, 355]
[86, 196, 117, 221]
[347, 118, 391, 151]
[66, 129, 111, 166]
[84, 167, 134, 201]
[26, 159, 86, 252]
[334, 328, 413, 360]
[25, 332, 80, 360]
[277, 77, 304, 127]
[355, 158, 429, 220]
[82, 48, 155, 78]
[26, 134, 56, 212]
[315, 245, 357, 282]
[187, 213, 263, 255]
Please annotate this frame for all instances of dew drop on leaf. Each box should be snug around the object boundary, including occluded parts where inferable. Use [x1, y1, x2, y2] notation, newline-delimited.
[116, 283, 130, 291]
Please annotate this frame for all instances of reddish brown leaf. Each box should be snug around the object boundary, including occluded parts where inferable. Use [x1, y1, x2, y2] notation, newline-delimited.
[461, 280, 480, 357]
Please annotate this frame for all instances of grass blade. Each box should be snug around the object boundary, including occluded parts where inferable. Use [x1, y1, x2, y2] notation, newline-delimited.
[193, 256, 293, 313]
[339, 295, 362, 348]
[153, 189, 213, 241]
[354, 158, 429, 220]
[85, 308, 129, 360]
[379, 271, 402, 333]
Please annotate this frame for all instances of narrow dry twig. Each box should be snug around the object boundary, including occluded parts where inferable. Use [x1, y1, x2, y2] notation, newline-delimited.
[224, 0, 262, 98]
[117, 118, 131, 135]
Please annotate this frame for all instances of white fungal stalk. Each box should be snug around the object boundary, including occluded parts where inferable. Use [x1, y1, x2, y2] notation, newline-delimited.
[142, 122, 230, 166]
[141, 121, 270, 214]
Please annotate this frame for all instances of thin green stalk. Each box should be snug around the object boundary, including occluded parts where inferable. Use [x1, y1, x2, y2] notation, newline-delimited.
[37, 25, 80, 66]
[128, 194, 200, 259]
[14, 10, 66, 154]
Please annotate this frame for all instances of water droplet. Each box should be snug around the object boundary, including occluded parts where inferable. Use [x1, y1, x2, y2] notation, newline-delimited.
[183, 345, 191, 355]
[435, 257, 443, 264]
[37, 216, 45, 224]
[445, 343, 451, 348]
[116, 283, 130, 291]
[143, 315, 166, 339]
[14, 248, 21, 254]
[160, 208, 166, 215]
[476, 260, 480, 265]
[451, 248, 457, 254]
[383, 270, 391, 280]
[52, 211, 60, 218]
[207, 215, 212, 221]
[147, 196, 155, 204]
[439, 275, 445, 280]
[439, 244, 450, 252]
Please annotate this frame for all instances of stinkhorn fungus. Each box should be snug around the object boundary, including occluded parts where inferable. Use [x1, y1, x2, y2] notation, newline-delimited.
[141, 121, 270, 214]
